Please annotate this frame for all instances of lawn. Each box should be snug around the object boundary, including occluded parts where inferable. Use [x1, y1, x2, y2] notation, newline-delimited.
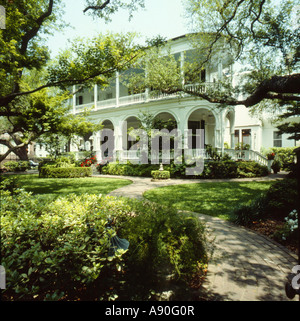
[143, 181, 274, 220]
[8, 174, 132, 198]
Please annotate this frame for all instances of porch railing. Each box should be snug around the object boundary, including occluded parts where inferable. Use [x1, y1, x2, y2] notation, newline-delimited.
[215, 148, 268, 166]
[87, 148, 268, 167]
[73, 82, 217, 113]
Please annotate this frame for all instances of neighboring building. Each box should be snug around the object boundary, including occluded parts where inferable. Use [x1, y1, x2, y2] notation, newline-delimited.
[66, 34, 298, 163]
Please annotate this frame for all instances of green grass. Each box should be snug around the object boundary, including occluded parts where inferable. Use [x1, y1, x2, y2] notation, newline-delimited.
[143, 181, 274, 220]
[9, 174, 132, 198]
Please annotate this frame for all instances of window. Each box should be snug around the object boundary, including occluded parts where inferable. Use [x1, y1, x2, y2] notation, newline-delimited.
[106, 93, 113, 100]
[242, 129, 251, 147]
[273, 131, 282, 147]
[77, 95, 83, 105]
[200, 69, 206, 82]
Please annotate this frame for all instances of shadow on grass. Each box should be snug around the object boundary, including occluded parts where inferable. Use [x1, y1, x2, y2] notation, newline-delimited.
[9, 174, 132, 197]
[143, 181, 274, 219]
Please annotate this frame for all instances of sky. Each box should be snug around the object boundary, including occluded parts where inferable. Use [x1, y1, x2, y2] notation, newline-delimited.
[46, 0, 189, 58]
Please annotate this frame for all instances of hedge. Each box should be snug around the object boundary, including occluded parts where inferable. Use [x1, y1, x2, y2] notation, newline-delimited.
[2, 161, 30, 172]
[39, 167, 92, 178]
[100, 160, 268, 179]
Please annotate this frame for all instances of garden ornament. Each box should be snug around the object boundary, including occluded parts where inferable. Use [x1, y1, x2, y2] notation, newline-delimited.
[106, 218, 129, 257]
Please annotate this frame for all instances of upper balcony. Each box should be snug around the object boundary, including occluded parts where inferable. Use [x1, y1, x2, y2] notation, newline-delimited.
[68, 37, 234, 114]
[70, 82, 219, 114]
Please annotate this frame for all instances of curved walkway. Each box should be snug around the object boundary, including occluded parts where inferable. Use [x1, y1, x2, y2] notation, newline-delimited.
[94, 173, 298, 301]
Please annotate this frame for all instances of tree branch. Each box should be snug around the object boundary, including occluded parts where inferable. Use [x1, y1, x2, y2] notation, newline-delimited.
[166, 73, 300, 107]
[83, 0, 111, 13]
[0, 51, 141, 108]
[20, 0, 54, 55]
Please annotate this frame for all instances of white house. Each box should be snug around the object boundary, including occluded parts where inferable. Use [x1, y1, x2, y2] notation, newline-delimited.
[2, 34, 296, 164]
[66, 34, 298, 164]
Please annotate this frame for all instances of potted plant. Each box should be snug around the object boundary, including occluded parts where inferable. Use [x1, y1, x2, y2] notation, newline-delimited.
[267, 152, 275, 160]
[271, 159, 281, 174]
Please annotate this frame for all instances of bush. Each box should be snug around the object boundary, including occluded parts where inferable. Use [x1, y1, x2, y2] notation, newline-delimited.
[101, 162, 158, 177]
[230, 178, 298, 225]
[1, 191, 127, 300]
[100, 160, 268, 179]
[203, 160, 238, 179]
[266, 147, 296, 171]
[151, 170, 170, 180]
[237, 161, 269, 178]
[1, 190, 208, 301]
[3, 161, 30, 172]
[273, 209, 299, 244]
[39, 167, 92, 178]
[120, 200, 208, 299]
[230, 195, 269, 226]
[0, 176, 20, 194]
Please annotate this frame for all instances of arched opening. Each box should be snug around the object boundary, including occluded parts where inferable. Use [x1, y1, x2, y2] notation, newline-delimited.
[122, 116, 142, 150]
[100, 120, 115, 157]
[153, 112, 178, 130]
[153, 112, 178, 153]
[188, 108, 216, 149]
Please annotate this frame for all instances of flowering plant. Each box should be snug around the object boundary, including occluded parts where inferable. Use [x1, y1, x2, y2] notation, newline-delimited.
[280, 209, 298, 241]
[267, 152, 275, 160]
[80, 156, 97, 167]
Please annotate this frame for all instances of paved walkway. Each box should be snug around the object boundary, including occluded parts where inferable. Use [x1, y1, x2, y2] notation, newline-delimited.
[93, 173, 299, 301]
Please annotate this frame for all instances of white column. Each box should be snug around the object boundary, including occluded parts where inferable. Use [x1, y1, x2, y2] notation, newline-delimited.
[218, 58, 223, 81]
[116, 71, 120, 107]
[72, 85, 76, 114]
[180, 51, 185, 87]
[94, 84, 98, 110]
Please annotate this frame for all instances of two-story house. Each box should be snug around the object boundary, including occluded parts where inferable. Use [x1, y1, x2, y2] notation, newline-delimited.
[62, 34, 299, 163]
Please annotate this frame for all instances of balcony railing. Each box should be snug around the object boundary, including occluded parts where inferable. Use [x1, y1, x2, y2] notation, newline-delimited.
[73, 82, 217, 113]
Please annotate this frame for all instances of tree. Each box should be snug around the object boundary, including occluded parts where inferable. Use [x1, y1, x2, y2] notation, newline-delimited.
[135, 0, 299, 108]
[0, 69, 102, 162]
[0, 0, 144, 160]
[182, 0, 300, 107]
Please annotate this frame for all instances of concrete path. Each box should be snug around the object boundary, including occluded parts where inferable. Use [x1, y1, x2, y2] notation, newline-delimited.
[93, 173, 299, 301]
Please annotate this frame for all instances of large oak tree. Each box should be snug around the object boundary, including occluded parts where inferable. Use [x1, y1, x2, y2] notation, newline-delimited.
[0, 0, 144, 161]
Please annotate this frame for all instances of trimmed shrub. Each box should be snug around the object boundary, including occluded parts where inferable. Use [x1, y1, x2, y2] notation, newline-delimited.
[203, 160, 238, 179]
[100, 160, 268, 179]
[151, 170, 170, 180]
[39, 167, 92, 178]
[237, 161, 269, 178]
[3, 161, 30, 172]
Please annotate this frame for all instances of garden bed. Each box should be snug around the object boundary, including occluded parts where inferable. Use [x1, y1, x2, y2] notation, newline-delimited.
[248, 219, 298, 254]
